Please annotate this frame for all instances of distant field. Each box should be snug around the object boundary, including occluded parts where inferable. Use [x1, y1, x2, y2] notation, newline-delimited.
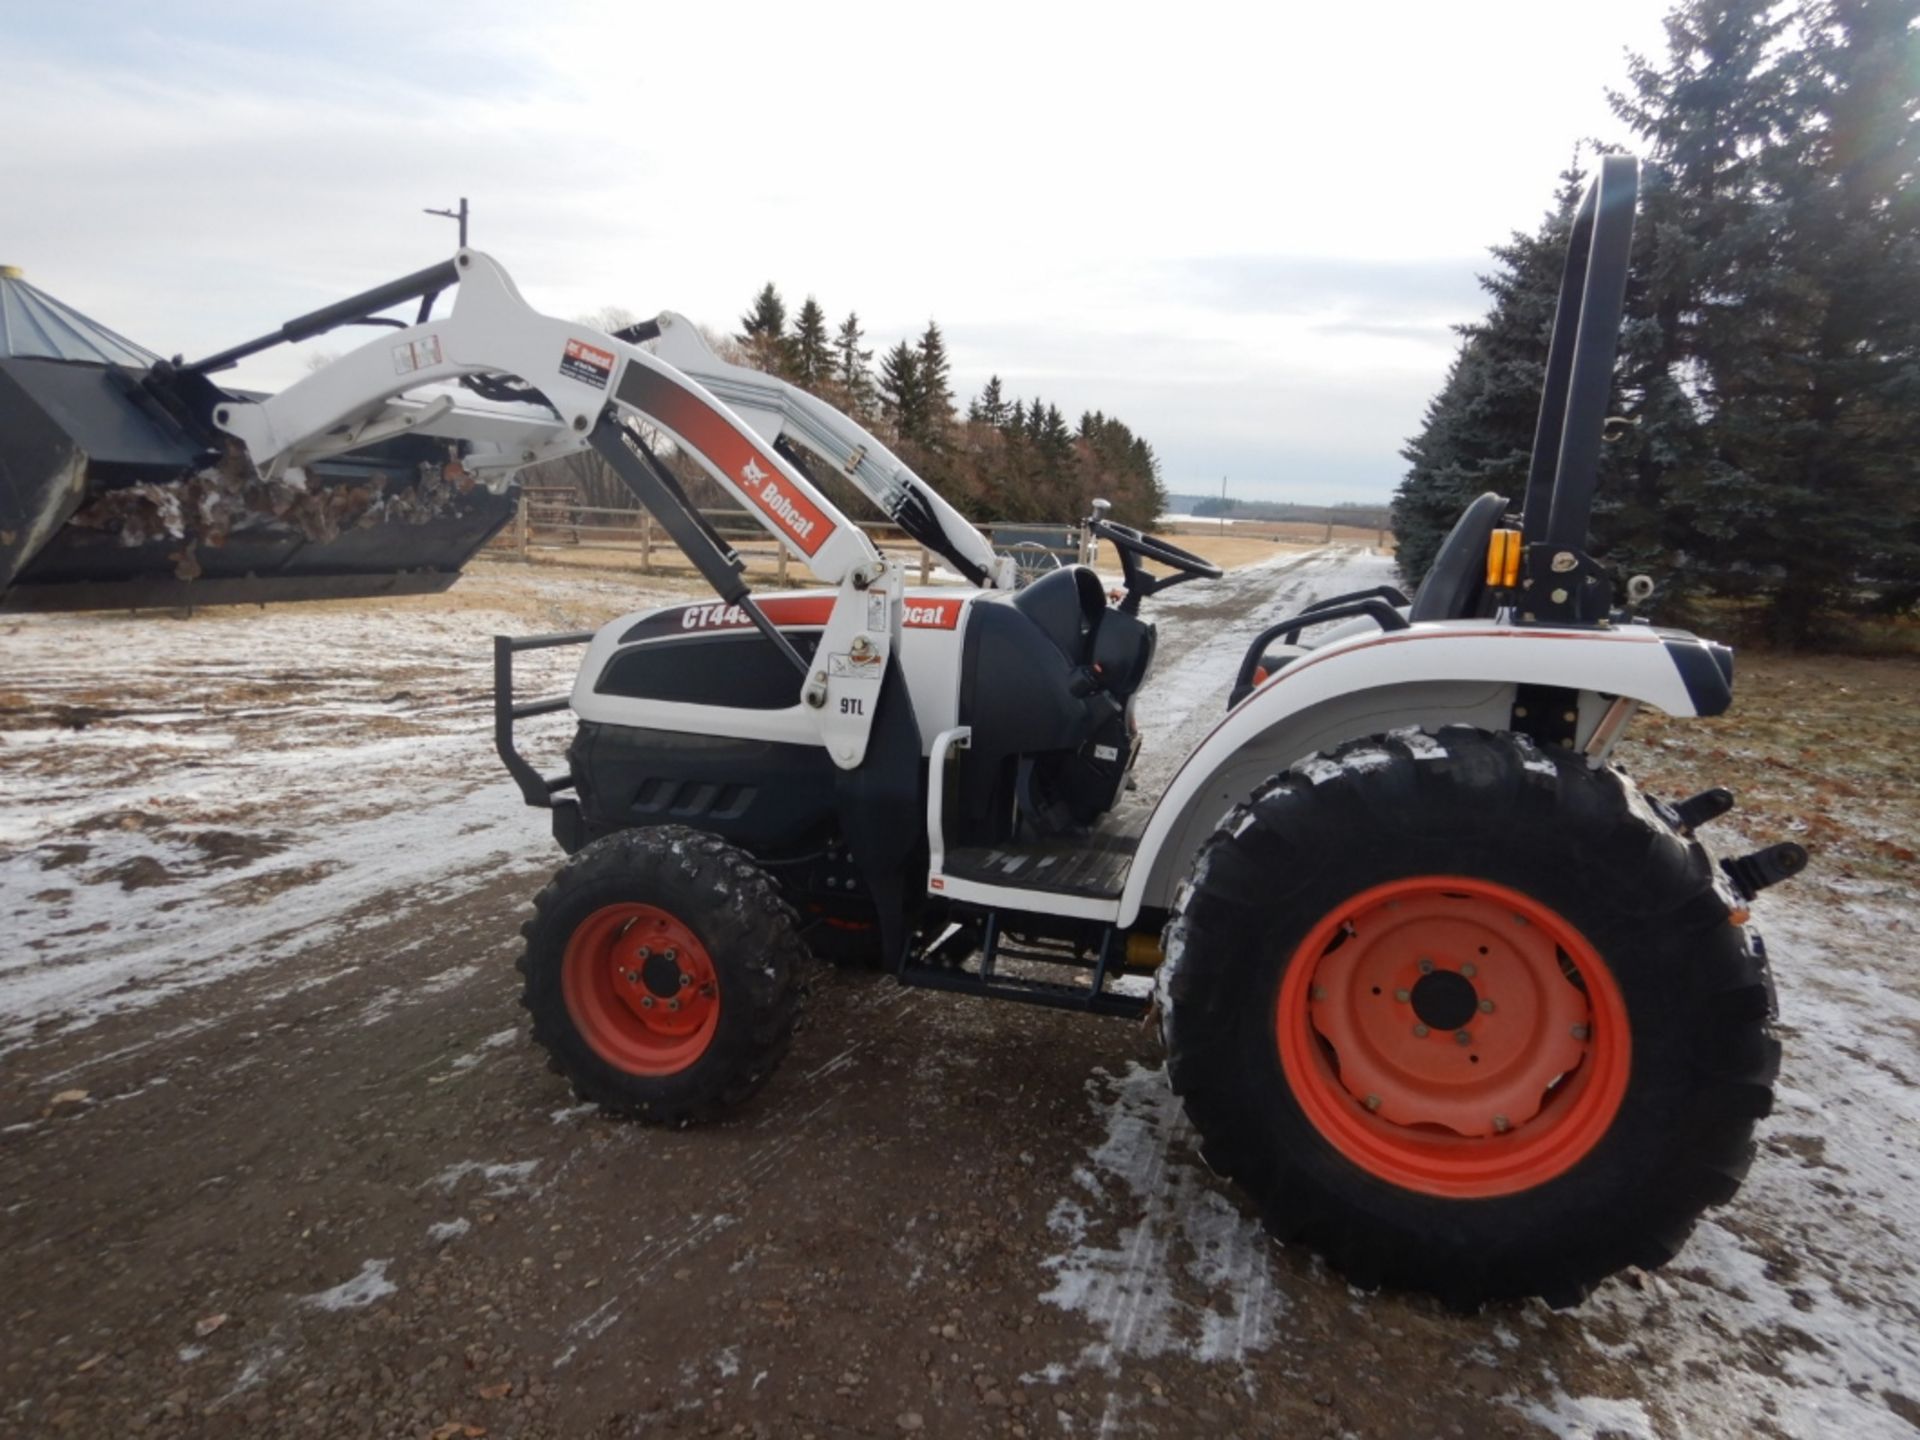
[1159, 517, 1394, 551]
[498, 516, 1393, 588]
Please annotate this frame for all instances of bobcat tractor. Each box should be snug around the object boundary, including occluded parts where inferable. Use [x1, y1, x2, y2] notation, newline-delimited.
[152, 156, 1801, 1307]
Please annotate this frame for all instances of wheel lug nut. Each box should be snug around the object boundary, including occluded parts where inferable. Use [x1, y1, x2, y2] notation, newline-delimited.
[1570, 1023, 1590, 1041]
[1479, 998, 1495, 1014]
[1394, 988, 1410, 1003]
[640, 995, 655, 1009]
[1364, 1095, 1382, 1112]
[1455, 1029, 1473, 1045]
[636, 947, 651, 960]
[663, 948, 678, 963]
[668, 999, 681, 1012]
[1418, 957, 1435, 974]
[679, 973, 692, 988]
[1461, 963, 1477, 978]
[1492, 1115, 1511, 1134]
[1412, 1023, 1429, 1038]
[1310, 984, 1327, 1001]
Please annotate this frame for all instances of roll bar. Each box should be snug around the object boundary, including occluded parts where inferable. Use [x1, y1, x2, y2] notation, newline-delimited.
[1519, 154, 1639, 554]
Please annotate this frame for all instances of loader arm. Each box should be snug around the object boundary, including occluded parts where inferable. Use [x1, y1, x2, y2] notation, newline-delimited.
[211, 250, 882, 587]
[647, 316, 1014, 590]
[209, 248, 932, 770]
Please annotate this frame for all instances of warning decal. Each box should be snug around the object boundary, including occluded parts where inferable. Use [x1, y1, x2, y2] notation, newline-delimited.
[392, 334, 443, 375]
[560, 338, 615, 389]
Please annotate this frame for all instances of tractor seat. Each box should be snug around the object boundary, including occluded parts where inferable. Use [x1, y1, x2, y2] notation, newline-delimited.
[1011, 564, 1107, 665]
[1409, 492, 1507, 623]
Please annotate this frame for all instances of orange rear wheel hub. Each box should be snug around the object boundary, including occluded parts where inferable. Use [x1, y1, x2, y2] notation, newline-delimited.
[1276, 876, 1630, 1198]
[562, 903, 721, 1076]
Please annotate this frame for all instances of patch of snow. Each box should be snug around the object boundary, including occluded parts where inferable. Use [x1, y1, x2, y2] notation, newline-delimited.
[301, 1258, 395, 1312]
[0, 575, 673, 1053]
[1515, 1389, 1657, 1439]
[714, 1345, 741, 1378]
[1389, 726, 1447, 761]
[1337, 746, 1394, 774]
[429, 1159, 540, 1196]
[1032, 1063, 1286, 1375]
[1292, 755, 1344, 786]
[446, 1026, 517, 1071]
[427, 1218, 470, 1242]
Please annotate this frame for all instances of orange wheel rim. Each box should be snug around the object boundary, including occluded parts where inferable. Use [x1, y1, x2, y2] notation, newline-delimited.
[562, 903, 721, 1076]
[1275, 876, 1630, 1199]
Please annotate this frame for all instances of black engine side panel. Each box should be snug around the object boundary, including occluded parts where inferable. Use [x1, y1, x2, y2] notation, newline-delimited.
[569, 722, 840, 855]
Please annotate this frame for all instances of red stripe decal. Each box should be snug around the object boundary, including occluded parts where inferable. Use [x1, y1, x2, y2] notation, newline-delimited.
[901, 598, 964, 630]
[617, 365, 833, 556]
[668, 594, 966, 632]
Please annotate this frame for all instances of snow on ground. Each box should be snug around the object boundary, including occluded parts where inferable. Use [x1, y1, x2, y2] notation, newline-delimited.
[300, 1259, 397, 1312]
[0, 568, 674, 1051]
[6, 543, 1916, 1435]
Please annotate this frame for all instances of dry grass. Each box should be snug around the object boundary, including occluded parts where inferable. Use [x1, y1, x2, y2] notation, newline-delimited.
[1618, 649, 1920, 892]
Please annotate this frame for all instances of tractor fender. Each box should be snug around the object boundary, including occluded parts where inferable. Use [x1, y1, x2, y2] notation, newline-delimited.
[1118, 621, 1732, 925]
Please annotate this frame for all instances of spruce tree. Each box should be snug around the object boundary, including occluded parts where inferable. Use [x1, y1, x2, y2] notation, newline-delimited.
[1612, 0, 1920, 641]
[833, 311, 875, 416]
[737, 283, 792, 375]
[791, 297, 832, 389]
[1606, 0, 1794, 612]
[917, 322, 955, 437]
[969, 375, 1009, 426]
[878, 341, 926, 444]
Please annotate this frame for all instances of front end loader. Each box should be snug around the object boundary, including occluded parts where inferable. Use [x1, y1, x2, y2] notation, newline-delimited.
[97, 156, 1804, 1307]
[0, 262, 531, 612]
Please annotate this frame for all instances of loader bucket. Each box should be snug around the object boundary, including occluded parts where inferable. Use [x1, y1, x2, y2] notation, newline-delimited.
[0, 267, 514, 613]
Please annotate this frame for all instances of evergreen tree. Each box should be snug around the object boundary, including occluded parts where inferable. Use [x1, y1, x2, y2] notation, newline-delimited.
[1613, 0, 1920, 642]
[968, 374, 1009, 426]
[917, 322, 955, 438]
[878, 341, 926, 444]
[1605, 0, 1794, 612]
[833, 311, 875, 415]
[791, 297, 832, 389]
[1726, 0, 1920, 641]
[737, 282, 792, 375]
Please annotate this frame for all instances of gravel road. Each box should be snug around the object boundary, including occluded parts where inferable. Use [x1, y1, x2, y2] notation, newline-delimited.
[2, 550, 1912, 1440]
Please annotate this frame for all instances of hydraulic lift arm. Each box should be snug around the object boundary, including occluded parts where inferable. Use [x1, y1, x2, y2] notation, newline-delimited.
[206, 247, 985, 769]
[647, 316, 1014, 591]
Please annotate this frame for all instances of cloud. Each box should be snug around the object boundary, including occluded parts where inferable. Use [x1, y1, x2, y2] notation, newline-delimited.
[0, 1, 1673, 503]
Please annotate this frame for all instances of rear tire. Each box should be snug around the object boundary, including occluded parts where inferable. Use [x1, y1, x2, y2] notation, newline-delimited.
[519, 826, 805, 1125]
[1161, 727, 1778, 1307]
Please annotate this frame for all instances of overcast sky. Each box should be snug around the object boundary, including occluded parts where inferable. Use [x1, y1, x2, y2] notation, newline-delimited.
[2, 1, 1675, 503]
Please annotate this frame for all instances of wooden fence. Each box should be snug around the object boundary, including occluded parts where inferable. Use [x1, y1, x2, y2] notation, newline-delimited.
[492, 486, 958, 585]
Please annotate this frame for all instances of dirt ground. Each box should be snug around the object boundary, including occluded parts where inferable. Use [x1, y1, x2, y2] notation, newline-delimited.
[3, 550, 1917, 1440]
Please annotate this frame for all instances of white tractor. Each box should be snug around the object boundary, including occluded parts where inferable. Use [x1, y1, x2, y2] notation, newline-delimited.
[123, 155, 1802, 1307]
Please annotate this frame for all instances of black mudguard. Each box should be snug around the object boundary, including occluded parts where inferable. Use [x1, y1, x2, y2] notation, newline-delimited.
[833, 660, 924, 971]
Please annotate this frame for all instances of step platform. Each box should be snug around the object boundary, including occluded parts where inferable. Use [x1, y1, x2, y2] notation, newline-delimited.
[938, 801, 1149, 902]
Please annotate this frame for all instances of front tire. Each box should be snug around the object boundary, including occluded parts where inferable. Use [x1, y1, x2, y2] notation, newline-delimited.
[1161, 727, 1778, 1307]
[519, 826, 805, 1125]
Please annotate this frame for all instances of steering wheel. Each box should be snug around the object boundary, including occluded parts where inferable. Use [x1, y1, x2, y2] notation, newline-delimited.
[1086, 508, 1223, 613]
